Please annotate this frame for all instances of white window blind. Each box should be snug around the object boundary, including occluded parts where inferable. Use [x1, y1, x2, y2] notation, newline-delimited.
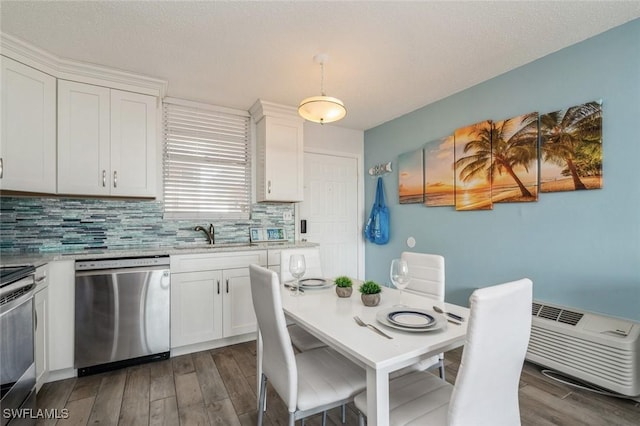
[163, 99, 251, 219]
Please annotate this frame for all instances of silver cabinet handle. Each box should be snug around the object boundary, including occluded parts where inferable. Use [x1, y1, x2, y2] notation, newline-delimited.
[226, 279, 229, 293]
[267, 180, 271, 194]
[217, 280, 220, 295]
[0, 157, 3, 178]
[113, 171, 117, 188]
[35, 309, 38, 331]
[102, 170, 106, 187]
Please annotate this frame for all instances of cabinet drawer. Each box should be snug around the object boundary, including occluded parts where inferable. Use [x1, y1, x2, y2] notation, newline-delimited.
[171, 250, 267, 273]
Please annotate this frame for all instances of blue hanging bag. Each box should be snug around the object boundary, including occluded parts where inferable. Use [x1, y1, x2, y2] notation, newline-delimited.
[364, 177, 390, 244]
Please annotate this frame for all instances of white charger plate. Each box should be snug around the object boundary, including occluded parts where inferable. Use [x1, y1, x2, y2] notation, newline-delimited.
[387, 309, 436, 328]
[376, 307, 447, 333]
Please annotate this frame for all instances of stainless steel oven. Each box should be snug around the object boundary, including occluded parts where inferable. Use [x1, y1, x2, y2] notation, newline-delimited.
[0, 265, 36, 426]
[75, 256, 170, 376]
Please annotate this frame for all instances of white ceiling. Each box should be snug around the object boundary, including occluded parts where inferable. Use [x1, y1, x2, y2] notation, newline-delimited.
[2, 1, 639, 130]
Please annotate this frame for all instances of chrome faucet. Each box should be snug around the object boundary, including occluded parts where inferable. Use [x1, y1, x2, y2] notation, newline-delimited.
[194, 224, 215, 245]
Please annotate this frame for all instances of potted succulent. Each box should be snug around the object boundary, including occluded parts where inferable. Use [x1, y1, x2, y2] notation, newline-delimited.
[334, 276, 353, 297]
[359, 281, 382, 306]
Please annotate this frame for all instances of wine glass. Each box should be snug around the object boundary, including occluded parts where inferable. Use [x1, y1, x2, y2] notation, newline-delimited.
[289, 254, 306, 296]
[390, 258, 410, 306]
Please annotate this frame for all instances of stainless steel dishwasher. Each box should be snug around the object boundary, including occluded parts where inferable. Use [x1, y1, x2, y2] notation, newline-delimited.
[75, 256, 170, 376]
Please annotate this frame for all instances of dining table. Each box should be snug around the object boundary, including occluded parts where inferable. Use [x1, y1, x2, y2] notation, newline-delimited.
[256, 280, 470, 426]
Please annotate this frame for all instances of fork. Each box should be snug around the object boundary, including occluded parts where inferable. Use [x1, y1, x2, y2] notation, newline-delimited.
[354, 316, 393, 339]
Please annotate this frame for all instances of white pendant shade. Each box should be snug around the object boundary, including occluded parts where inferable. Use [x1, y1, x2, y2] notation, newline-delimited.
[298, 95, 347, 124]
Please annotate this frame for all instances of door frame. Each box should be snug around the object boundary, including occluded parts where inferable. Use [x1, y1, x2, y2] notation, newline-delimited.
[295, 147, 365, 280]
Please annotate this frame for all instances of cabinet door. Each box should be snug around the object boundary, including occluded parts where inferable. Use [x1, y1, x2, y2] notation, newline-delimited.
[35, 285, 48, 391]
[0, 56, 56, 193]
[222, 267, 257, 337]
[257, 116, 304, 202]
[110, 90, 156, 197]
[58, 80, 111, 195]
[171, 270, 223, 348]
[47, 260, 75, 371]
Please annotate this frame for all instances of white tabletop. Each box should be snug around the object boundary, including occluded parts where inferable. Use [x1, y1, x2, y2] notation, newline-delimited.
[279, 283, 469, 426]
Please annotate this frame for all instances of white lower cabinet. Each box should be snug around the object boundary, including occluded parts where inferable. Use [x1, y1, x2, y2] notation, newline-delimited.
[222, 267, 257, 337]
[46, 260, 75, 373]
[34, 265, 49, 391]
[170, 251, 266, 350]
[171, 270, 223, 347]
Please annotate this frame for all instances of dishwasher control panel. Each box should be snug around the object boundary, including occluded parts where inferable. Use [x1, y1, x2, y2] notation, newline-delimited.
[75, 256, 170, 271]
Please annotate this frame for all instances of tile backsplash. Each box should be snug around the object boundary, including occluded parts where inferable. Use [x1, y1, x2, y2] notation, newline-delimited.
[0, 196, 295, 253]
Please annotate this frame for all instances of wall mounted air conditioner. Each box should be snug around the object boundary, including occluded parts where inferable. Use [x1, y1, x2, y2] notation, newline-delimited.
[526, 300, 640, 397]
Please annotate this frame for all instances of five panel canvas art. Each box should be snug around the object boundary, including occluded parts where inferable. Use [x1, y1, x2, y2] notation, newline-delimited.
[398, 101, 603, 210]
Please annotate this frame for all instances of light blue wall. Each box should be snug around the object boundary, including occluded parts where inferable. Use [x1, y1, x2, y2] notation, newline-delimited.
[364, 19, 640, 321]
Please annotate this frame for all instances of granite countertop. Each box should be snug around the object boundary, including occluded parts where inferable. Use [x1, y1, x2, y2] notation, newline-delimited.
[0, 241, 318, 267]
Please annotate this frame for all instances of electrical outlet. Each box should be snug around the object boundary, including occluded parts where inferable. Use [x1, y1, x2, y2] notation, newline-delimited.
[283, 211, 293, 221]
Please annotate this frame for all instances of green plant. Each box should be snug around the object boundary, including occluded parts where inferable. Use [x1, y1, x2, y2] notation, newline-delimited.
[334, 276, 353, 288]
[359, 281, 382, 294]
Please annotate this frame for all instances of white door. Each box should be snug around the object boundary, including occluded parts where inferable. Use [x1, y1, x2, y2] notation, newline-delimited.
[299, 152, 360, 279]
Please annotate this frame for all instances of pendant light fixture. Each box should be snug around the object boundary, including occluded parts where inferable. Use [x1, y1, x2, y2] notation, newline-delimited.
[298, 54, 346, 124]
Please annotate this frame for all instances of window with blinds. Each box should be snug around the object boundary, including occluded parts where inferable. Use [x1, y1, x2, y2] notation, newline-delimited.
[163, 99, 251, 219]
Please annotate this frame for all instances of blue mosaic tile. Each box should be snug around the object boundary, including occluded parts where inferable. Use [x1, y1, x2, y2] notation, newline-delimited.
[0, 197, 295, 253]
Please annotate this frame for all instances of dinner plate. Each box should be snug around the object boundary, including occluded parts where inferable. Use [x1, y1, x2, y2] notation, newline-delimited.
[284, 279, 334, 290]
[387, 309, 436, 329]
[299, 278, 327, 287]
[376, 308, 447, 333]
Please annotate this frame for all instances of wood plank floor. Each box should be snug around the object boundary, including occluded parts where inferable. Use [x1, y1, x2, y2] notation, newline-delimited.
[36, 342, 640, 426]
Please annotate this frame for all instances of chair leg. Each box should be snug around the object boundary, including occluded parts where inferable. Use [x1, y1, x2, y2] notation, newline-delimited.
[439, 359, 446, 380]
[288, 412, 295, 426]
[322, 411, 327, 426]
[341, 404, 346, 424]
[358, 411, 366, 426]
[257, 374, 267, 426]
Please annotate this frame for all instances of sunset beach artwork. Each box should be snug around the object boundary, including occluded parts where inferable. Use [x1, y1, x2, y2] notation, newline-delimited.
[424, 135, 455, 207]
[491, 112, 539, 203]
[540, 101, 602, 193]
[398, 148, 424, 204]
[454, 120, 493, 211]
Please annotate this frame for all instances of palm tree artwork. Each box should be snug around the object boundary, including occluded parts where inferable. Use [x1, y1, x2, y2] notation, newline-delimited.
[540, 101, 602, 192]
[424, 135, 455, 207]
[490, 112, 539, 203]
[454, 120, 493, 211]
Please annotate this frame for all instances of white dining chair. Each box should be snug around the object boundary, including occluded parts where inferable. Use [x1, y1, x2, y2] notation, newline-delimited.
[355, 278, 533, 426]
[392, 252, 446, 379]
[280, 247, 328, 352]
[250, 264, 366, 426]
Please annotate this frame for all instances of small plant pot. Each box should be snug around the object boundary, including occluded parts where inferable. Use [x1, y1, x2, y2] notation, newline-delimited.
[361, 293, 380, 307]
[336, 286, 353, 298]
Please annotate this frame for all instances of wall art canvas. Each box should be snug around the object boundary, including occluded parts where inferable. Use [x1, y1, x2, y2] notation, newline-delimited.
[540, 101, 602, 192]
[398, 148, 424, 204]
[454, 120, 493, 211]
[424, 135, 455, 206]
[491, 112, 539, 203]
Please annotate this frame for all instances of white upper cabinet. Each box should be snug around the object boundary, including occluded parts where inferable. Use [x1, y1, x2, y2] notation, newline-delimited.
[57, 80, 156, 197]
[250, 100, 304, 202]
[110, 90, 156, 197]
[0, 56, 56, 193]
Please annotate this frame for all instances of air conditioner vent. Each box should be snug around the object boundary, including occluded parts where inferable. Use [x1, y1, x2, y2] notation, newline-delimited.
[532, 303, 585, 326]
[558, 310, 584, 326]
[532, 302, 542, 316]
[538, 305, 561, 321]
[527, 299, 640, 397]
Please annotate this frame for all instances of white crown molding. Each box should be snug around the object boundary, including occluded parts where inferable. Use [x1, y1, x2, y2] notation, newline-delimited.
[0, 32, 167, 98]
[249, 99, 303, 122]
